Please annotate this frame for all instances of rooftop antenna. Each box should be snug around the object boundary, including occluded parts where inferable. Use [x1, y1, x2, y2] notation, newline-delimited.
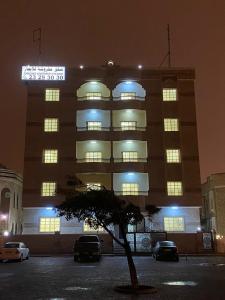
[33, 28, 42, 64]
[159, 24, 172, 68]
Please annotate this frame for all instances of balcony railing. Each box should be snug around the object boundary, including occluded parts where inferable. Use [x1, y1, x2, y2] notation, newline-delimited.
[113, 127, 146, 131]
[76, 126, 146, 131]
[76, 127, 110, 131]
[77, 96, 110, 101]
[114, 158, 147, 163]
[113, 96, 145, 101]
[114, 191, 149, 196]
[76, 158, 110, 163]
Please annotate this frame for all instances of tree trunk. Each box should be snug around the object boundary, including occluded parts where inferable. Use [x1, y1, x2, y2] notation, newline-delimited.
[120, 225, 139, 288]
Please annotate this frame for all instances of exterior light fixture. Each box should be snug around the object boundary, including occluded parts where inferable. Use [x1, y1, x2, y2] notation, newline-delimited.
[125, 81, 132, 84]
[90, 141, 97, 144]
[197, 226, 201, 232]
[79, 65, 84, 70]
[138, 65, 143, 69]
[126, 140, 133, 144]
[46, 207, 53, 210]
[90, 81, 97, 84]
[3, 231, 9, 236]
[91, 110, 96, 114]
[107, 60, 114, 66]
[0, 214, 7, 220]
[128, 172, 134, 176]
[171, 206, 178, 210]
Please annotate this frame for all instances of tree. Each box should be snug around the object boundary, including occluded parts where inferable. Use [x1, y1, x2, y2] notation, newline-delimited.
[56, 186, 160, 291]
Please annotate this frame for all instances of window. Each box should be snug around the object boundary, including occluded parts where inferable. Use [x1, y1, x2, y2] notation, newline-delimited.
[45, 89, 60, 101]
[166, 149, 181, 163]
[121, 92, 136, 100]
[86, 92, 101, 100]
[44, 118, 59, 132]
[163, 88, 177, 101]
[83, 219, 104, 232]
[164, 217, 184, 232]
[41, 182, 56, 196]
[164, 118, 179, 131]
[122, 151, 138, 162]
[167, 181, 183, 196]
[121, 121, 137, 131]
[87, 121, 102, 131]
[43, 150, 58, 163]
[85, 152, 102, 162]
[122, 183, 139, 195]
[87, 183, 101, 190]
[40, 218, 60, 233]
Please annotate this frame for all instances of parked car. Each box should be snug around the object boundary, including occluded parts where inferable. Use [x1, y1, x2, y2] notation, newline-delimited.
[152, 240, 179, 262]
[0, 242, 30, 262]
[73, 235, 102, 261]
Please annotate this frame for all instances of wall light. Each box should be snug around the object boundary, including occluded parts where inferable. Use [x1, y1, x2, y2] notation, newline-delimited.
[138, 65, 143, 69]
[90, 141, 97, 144]
[90, 81, 98, 84]
[126, 141, 133, 144]
[3, 231, 9, 236]
[171, 206, 178, 210]
[46, 207, 53, 210]
[0, 214, 7, 220]
[91, 110, 97, 114]
[125, 81, 132, 84]
[128, 172, 134, 176]
[79, 65, 84, 70]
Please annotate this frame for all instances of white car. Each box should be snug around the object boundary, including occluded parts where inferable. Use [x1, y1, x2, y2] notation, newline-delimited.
[0, 242, 30, 262]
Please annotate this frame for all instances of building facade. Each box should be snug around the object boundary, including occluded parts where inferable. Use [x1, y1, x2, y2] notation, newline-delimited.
[0, 165, 23, 235]
[202, 173, 225, 237]
[22, 64, 202, 235]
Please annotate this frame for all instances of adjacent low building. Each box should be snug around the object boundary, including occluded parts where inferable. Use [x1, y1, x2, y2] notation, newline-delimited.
[202, 173, 225, 238]
[0, 165, 23, 235]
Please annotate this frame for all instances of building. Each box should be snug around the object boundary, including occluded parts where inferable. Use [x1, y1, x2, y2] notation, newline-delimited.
[22, 63, 202, 236]
[0, 165, 23, 235]
[202, 173, 225, 237]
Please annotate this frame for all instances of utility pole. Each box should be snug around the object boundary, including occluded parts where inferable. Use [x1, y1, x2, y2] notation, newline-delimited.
[167, 24, 171, 67]
[33, 28, 42, 64]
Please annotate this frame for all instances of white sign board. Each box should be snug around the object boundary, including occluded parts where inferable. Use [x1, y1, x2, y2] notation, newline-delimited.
[21, 66, 65, 81]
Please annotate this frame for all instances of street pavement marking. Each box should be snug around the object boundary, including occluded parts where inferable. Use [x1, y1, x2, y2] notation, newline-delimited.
[163, 281, 198, 286]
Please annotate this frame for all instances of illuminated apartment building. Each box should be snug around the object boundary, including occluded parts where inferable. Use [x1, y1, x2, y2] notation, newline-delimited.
[22, 63, 202, 235]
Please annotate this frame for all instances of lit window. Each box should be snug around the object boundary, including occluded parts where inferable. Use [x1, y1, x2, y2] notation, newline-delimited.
[83, 219, 104, 232]
[121, 121, 137, 131]
[164, 217, 184, 232]
[85, 152, 102, 162]
[41, 182, 56, 196]
[87, 121, 102, 131]
[121, 92, 136, 100]
[45, 89, 60, 101]
[87, 183, 101, 190]
[122, 152, 138, 162]
[40, 218, 60, 233]
[43, 150, 58, 163]
[122, 183, 139, 195]
[44, 118, 59, 132]
[86, 92, 101, 100]
[166, 149, 181, 163]
[163, 89, 177, 101]
[164, 118, 179, 131]
[167, 181, 183, 196]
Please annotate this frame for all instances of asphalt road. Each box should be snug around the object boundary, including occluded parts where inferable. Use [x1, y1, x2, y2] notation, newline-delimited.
[0, 256, 225, 300]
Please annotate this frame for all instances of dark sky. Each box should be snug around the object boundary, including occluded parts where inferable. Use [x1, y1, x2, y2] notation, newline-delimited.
[0, 0, 225, 182]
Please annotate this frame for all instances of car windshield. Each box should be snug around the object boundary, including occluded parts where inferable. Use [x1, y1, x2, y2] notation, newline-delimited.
[79, 236, 98, 242]
[159, 241, 175, 247]
[4, 243, 20, 248]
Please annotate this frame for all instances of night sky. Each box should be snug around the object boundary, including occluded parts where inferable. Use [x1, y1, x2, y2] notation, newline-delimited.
[0, 0, 224, 182]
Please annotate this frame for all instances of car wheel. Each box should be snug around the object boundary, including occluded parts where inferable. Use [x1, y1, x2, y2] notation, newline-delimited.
[95, 255, 101, 262]
[19, 255, 23, 262]
[26, 254, 29, 260]
[175, 256, 179, 262]
[74, 255, 78, 262]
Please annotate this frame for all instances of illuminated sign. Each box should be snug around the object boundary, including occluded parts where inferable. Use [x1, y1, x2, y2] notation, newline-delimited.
[21, 66, 65, 81]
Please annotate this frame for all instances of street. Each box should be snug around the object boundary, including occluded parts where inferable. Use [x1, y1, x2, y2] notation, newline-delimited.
[0, 256, 225, 300]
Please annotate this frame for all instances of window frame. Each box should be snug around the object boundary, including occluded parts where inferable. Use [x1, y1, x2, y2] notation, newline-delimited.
[122, 183, 139, 195]
[167, 181, 183, 196]
[41, 182, 56, 197]
[164, 216, 185, 232]
[85, 151, 102, 162]
[162, 88, 177, 102]
[166, 149, 181, 163]
[45, 89, 60, 102]
[120, 121, 137, 131]
[44, 118, 59, 132]
[39, 217, 60, 233]
[86, 92, 102, 100]
[120, 92, 136, 100]
[122, 151, 138, 162]
[87, 121, 102, 131]
[43, 149, 58, 164]
[164, 118, 179, 132]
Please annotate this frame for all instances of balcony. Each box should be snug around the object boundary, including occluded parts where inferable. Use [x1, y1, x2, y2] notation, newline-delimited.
[112, 81, 146, 101]
[77, 82, 110, 101]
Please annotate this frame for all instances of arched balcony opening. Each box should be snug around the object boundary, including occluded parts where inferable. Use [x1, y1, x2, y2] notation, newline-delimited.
[77, 82, 110, 101]
[112, 81, 146, 101]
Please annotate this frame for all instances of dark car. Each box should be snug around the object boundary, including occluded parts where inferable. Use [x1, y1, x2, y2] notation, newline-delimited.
[152, 240, 179, 261]
[73, 235, 102, 261]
